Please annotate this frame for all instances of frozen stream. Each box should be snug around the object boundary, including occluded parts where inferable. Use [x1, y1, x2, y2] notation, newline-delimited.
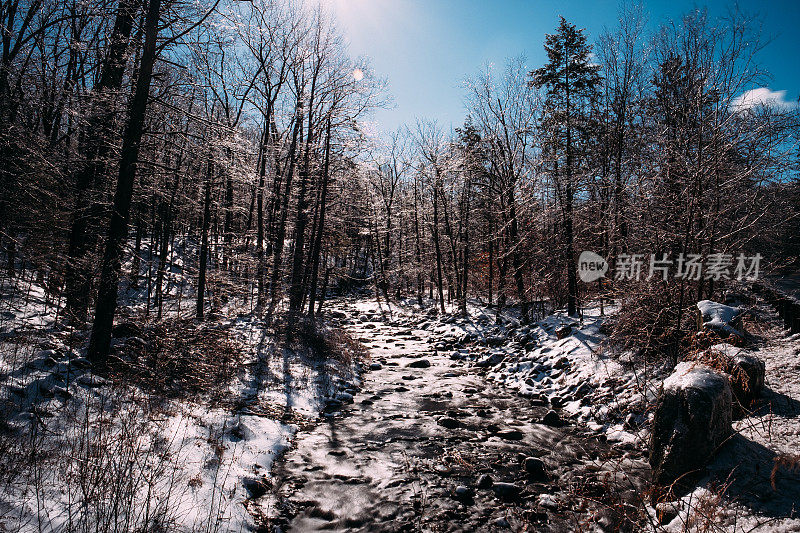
[263, 301, 648, 532]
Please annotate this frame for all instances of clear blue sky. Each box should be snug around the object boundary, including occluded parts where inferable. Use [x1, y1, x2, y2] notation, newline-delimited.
[325, 0, 800, 133]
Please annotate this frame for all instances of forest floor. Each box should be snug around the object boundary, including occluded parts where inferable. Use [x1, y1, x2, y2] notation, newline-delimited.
[1, 277, 799, 532]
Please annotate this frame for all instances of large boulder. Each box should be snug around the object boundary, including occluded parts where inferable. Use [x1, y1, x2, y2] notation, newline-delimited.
[649, 363, 733, 490]
[696, 300, 743, 338]
[726, 353, 765, 408]
[696, 346, 766, 409]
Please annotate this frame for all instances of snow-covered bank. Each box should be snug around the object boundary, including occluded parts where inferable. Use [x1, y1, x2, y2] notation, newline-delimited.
[0, 278, 364, 532]
[657, 308, 800, 532]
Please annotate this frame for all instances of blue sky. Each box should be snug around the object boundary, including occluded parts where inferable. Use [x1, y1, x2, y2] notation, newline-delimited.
[325, 0, 800, 133]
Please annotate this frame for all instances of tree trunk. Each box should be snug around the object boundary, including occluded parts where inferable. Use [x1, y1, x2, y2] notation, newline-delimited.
[413, 177, 423, 306]
[63, 0, 138, 324]
[307, 119, 331, 319]
[196, 156, 214, 320]
[87, 0, 161, 364]
[507, 182, 527, 323]
[265, 104, 303, 324]
[432, 170, 446, 314]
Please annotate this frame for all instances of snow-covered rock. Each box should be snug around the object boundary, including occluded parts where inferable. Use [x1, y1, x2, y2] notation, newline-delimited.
[649, 363, 733, 488]
[728, 353, 766, 407]
[703, 344, 766, 408]
[475, 352, 505, 367]
[697, 300, 743, 336]
[555, 325, 571, 339]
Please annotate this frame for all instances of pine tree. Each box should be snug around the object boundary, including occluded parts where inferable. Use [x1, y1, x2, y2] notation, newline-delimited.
[532, 17, 601, 316]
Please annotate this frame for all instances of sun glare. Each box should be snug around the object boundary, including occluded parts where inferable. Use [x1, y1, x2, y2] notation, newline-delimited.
[353, 68, 364, 81]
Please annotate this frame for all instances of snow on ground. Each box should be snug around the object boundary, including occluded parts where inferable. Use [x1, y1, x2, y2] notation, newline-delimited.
[357, 293, 799, 531]
[2, 275, 798, 531]
[0, 278, 362, 532]
[658, 307, 800, 532]
[0, 276, 61, 331]
[390, 300, 663, 448]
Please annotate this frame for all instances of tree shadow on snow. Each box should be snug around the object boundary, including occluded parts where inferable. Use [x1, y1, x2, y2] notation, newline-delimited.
[708, 428, 800, 520]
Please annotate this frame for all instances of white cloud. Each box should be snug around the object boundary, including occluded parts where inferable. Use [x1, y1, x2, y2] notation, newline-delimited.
[730, 87, 797, 112]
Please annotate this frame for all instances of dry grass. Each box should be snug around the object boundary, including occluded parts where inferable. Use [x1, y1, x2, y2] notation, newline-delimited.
[107, 317, 245, 405]
[607, 283, 698, 366]
[771, 454, 800, 491]
[281, 318, 368, 367]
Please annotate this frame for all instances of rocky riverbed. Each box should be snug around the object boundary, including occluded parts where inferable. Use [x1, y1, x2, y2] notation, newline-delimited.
[261, 301, 650, 532]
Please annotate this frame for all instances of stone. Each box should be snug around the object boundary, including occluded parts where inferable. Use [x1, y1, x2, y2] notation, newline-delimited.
[369, 362, 383, 371]
[555, 326, 571, 339]
[697, 300, 742, 337]
[541, 410, 562, 427]
[538, 493, 559, 509]
[492, 482, 520, 501]
[649, 363, 733, 489]
[77, 374, 106, 388]
[53, 386, 71, 399]
[494, 517, 510, 528]
[574, 382, 592, 398]
[242, 476, 269, 498]
[476, 352, 505, 368]
[484, 335, 506, 347]
[655, 501, 681, 525]
[453, 485, 474, 501]
[358, 314, 369, 322]
[523, 457, 547, 480]
[497, 429, 524, 441]
[308, 506, 336, 520]
[624, 412, 639, 430]
[112, 321, 142, 338]
[407, 359, 431, 369]
[437, 417, 461, 429]
[325, 398, 343, 409]
[476, 474, 493, 489]
[726, 353, 765, 407]
[229, 421, 254, 441]
[336, 392, 354, 403]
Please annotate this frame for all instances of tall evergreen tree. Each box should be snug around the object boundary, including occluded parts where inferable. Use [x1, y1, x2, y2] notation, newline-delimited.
[532, 17, 601, 316]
